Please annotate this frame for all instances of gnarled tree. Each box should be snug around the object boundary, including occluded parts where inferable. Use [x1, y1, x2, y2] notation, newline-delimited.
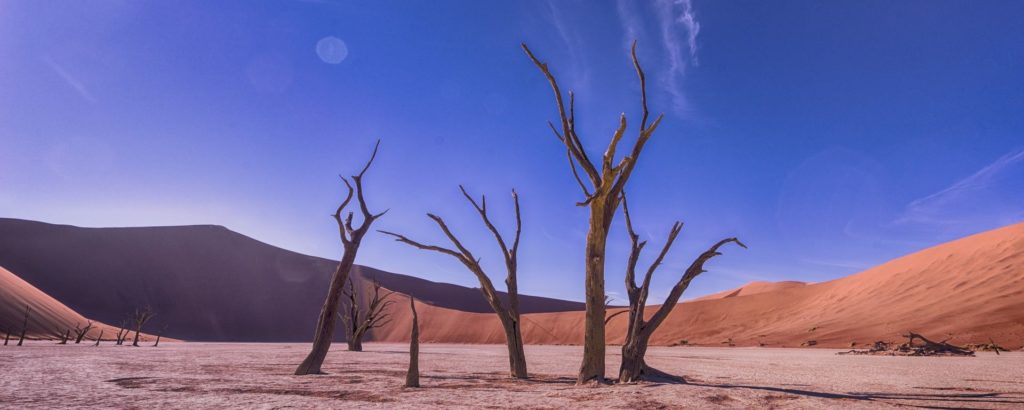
[296, 140, 388, 375]
[131, 306, 155, 347]
[73, 321, 94, 344]
[617, 196, 745, 383]
[382, 186, 528, 379]
[522, 41, 664, 383]
[405, 296, 420, 388]
[339, 277, 395, 351]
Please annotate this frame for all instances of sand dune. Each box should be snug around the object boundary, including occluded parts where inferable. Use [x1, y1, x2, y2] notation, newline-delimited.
[692, 280, 808, 301]
[373, 222, 1024, 349]
[0, 218, 581, 342]
[1, 265, 123, 341]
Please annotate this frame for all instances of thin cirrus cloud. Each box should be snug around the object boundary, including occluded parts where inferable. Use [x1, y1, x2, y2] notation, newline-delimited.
[616, 0, 700, 115]
[42, 56, 97, 104]
[895, 147, 1024, 232]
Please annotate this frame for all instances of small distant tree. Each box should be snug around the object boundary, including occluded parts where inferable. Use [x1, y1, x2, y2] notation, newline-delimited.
[405, 296, 420, 388]
[94, 329, 104, 346]
[17, 306, 30, 346]
[296, 140, 388, 376]
[383, 186, 528, 379]
[73, 321, 94, 344]
[131, 306, 156, 347]
[616, 196, 744, 383]
[115, 319, 129, 346]
[339, 278, 395, 352]
[3, 327, 10, 345]
[153, 325, 168, 347]
[58, 329, 70, 344]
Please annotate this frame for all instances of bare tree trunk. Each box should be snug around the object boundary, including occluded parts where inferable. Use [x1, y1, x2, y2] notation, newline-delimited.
[4, 329, 9, 345]
[17, 306, 30, 346]
[94, 330, 103, 346]
[73, 321, 94, 344]
[115, 320, 128, 345]
[339, 277, 395, 353]
[615, 197, 745, 383]
[296, 140, 387, 375]
[153, 326, 167, 347]
[58, 329, 70, 344]
[405, 296, 420, 388]
[523, 42, 665, 384]
[132, 306, 155, 347]
[383, 186, 528, 379]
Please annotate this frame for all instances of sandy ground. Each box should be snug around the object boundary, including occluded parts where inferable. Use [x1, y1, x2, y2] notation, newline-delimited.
[2, 342, 1022, 409]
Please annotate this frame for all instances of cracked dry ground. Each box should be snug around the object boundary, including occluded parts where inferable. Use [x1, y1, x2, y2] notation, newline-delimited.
[2, 343, 1022, 409]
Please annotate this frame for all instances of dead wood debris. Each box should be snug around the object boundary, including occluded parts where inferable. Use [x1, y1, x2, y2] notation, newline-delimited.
[839, 332, 974, 356]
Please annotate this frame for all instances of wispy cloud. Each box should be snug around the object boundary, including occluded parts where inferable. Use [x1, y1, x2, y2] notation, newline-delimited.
[43, 57, 97, 103]
[543, 0, 591, 91]
[616, 0, 701, 114]
[896, 147, 1024, 229]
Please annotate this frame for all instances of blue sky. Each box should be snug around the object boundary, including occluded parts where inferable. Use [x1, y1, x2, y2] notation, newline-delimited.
[1, 0, 1022, 303]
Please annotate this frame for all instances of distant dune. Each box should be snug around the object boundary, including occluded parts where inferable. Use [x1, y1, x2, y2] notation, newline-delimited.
[373, 222, 1024, 349]
[692, 280, 808, 301]
[0, 218, 582, 342]
[1, 265, 122, 341]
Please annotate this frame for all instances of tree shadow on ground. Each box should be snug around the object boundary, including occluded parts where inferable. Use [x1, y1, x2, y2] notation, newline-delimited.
[688, 380, 1024, 409]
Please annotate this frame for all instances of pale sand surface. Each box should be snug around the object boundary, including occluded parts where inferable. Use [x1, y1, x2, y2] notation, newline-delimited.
[2, 342, 1022, 409]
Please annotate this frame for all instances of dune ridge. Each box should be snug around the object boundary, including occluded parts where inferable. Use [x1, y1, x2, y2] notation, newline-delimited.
[372, 222, 1024, 349]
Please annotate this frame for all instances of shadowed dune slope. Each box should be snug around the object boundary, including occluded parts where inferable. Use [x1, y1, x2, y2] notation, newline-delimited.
[0, 218, 582, 342]
[372, 222, 1024, 349]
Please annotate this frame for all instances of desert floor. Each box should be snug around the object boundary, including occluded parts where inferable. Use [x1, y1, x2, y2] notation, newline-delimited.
[2, 342, 1022, 409]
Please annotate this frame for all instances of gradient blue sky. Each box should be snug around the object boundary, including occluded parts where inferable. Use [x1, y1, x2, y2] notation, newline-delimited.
[2, 1, 1022, 303]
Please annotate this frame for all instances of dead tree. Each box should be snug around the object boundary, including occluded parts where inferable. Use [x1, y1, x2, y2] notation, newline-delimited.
[131, 306, 155, 347]
[73, 321, 94, 344]
[153, 325, 168, 347]
[382, 186, 529, 379]
[617, 196, 745, 383]
[405, 296, 420, 388]
[58, 329, 70, 344]
[94, 330, 104, 346]
[296, 140, 388, 375]
[3, 328, 9, 345]
[17, 306, 30, 346]
[115, 320, 129, 346]
[339, 277, 395, 352]
[523, 41, 665, 383]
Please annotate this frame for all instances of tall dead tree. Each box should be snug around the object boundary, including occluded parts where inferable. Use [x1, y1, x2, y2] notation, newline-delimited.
[339, 277, 395, 352]
[382, 186, 529, 379]
[296, 140, 388, 375]
[523, 41, 665, 383]
[17, 306, 30, 346]
[131, 306, 155, 347]
[405, 296, 420, 388]
[94, 330, 103, 346]
[73, 321, 94, 344]
[617, 196, 744, 383]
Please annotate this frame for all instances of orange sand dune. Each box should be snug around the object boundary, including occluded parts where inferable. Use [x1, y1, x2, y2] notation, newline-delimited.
[692, 280, 808, 301]
[0, 266, 142, 341]
[373, 223, 1024, 349]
